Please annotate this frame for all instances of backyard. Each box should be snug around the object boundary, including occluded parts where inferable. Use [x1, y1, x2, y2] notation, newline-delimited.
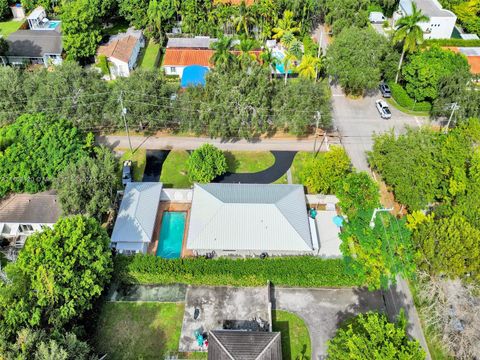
[139, 40, 161, 69]
[272, 310, 312, 360]
[95, 302, 206, 360]
[0, 19, 21, 37]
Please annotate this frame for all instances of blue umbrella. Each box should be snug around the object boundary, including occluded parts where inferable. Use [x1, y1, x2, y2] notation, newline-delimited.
[333, 215, 344, 227]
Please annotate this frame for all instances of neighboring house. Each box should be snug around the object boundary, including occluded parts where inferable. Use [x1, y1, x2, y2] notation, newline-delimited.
[0, 192, 61, 248]
[186, 183, 319, 257]
[208, 330, 282, 360]
[4, 6, 62, 67]
[110, 182, 163, 255]
[96, 28, 145, 78]
[445, 47, 480, 75]
[163, 37, 216, 78]
[394, 0, 456, 39]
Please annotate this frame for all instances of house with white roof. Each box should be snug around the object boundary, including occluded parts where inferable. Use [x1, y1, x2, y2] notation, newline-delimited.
[186, 183, 319, 257]
[110, 182, 163, 255]
[394, 0, 456, 39]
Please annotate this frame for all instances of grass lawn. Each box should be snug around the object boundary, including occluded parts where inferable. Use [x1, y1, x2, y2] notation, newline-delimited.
[95, 302, 205, 360]
[290, 152, 312, 185]
[119, 148, 147, 182]
[225, 151, 275, 173]
[139, 40, 161, 69]
[160, 150, 192, 188]
[0, 19, 21, 37]
[385, 97, 430, 117]
[272, 310, 311, 360]
[103, 19, 129, 36]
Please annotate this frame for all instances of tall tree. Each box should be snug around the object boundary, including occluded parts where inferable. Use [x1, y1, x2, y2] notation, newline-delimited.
[393, 2, 429, 83]
[232, 1, 255, 35]
[282, 51, 297, 85]
[235, 36, 259, 68]
[54, 147, 119, 219]
[0, 216, 112, 337]
[296, 55, 321, 81]
[187, 144, 227, 183]
[272, 10, 300, 43]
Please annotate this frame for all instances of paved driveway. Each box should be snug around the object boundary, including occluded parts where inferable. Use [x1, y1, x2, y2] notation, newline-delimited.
[273, 287, 386, 359]
[331, 84, 425, 171]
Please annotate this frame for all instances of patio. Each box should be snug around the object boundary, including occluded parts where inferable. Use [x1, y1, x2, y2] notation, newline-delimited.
[179, 285, 271, 352]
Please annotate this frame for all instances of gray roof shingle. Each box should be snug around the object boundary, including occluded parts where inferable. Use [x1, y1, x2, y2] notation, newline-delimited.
[0, 192, 61, 224]
[208, 330, 282, 360]
[6, 29, 62, 57]
[186, 184, 313, 252]
[167, 37, 217, 49]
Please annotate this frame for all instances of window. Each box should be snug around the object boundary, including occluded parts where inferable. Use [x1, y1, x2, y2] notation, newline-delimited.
[170, 67, 176, 73]
[19, 224, 34, 232]
[122, 249, 137, 256]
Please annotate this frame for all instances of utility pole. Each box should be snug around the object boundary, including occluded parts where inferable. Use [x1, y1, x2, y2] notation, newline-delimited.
[118, 90, 133, 152]
[444, 102, 459, 133]
[313, 111, 321, 154]
[369, 207, 394, 228]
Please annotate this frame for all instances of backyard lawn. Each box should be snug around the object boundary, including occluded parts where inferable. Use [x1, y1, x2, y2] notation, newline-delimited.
[0, 19, 21, 37]
[272, 310, 311, 360]
[160, 150, 191, 188]
[119, 148, 147, 182]
[95, 302, 206, 360]
[139, 40, 161, 69]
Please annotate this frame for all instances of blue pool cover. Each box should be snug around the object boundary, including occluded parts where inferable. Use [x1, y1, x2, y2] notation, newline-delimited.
[181, 65, 209, 88]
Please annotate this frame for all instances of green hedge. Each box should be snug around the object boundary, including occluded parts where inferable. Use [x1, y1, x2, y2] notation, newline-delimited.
[114, 255, 363, 287]
[423, 38, 480, 47]
[388, 82, 432, 112]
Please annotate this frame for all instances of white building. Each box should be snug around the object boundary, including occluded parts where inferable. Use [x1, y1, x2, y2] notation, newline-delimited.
[0, 192, 61, 248]
[96, 28, 145, 78]
[110, 182, 163, 255]
[394, 0, 456, 39]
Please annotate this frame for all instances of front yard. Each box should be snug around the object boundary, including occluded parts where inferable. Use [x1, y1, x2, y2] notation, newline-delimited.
[118, 148, 147, 182]
[95, 302, 206, 360]
[272, 310, 312, 360]
[0, 19, 21, 37]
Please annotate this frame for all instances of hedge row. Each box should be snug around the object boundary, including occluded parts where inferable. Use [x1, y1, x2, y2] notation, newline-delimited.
[114, 255, 363, 287]
[423, 38, 480, 47]
[388, 82, 432, 112]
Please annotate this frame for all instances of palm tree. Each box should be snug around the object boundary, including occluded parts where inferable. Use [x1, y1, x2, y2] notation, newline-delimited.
[211, 36, 236, 67]
[232, 2, 255, 35]
[236, 37, 259, 68]
[272, 10, 300, 40]
[288, 39, 303, 59]
[259, 48, 278, 80]
[282, 51, 297, 85]
[296, 55, 321, 81]
[393, 3, 429, 83]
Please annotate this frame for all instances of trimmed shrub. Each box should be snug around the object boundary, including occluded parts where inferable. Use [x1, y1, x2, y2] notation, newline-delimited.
[388, 82, 432, 112]
[97, 55, 110, 76]
[114, 255, 363, 287]
[423, 38, 480, 47]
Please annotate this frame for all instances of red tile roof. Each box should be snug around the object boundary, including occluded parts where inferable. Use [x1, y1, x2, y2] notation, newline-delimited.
[163, 49, 215, 67]
[97, 35, 139, 63]
[444, 46, 480, 75]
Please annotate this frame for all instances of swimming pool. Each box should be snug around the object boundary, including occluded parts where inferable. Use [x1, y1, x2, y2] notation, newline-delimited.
[48, 21, 61, 29]
[273, 50, 292, 74]
[156, 212, 186, 259]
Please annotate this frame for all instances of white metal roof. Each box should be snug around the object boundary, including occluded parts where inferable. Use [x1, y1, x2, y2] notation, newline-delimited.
[400, 0, 455, 18]
[186, 183, 313, 252]
[27, 6, 45, 20]
[111, 182, 162, 244]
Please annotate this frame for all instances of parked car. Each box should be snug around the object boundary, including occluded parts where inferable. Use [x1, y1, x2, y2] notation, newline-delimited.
[122, 160, 132, 186]
[375, 100, 392, 119]
[379, 83, 392, 98]
[369, 11, 386, 23]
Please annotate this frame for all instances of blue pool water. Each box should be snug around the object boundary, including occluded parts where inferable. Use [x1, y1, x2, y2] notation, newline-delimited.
[273, 50, 292, 74]
[48, 21, 61, 29]
[156, 212, 186, 259]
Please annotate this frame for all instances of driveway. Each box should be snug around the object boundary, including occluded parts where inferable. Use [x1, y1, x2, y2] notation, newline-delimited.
[272, 287, 386, 360]
[214, 151, 296, 184]
[331, 84, 425, 171]
[142, 150, 170, 182]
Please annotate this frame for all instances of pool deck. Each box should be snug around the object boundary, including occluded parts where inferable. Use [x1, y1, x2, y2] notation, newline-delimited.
[147, 201, 194, 258]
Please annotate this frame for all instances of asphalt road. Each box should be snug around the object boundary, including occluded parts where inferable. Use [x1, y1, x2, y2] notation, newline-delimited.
[331, 83, 425, 171]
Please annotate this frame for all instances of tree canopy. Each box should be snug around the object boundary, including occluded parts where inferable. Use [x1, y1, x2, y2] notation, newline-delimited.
[54, 146, 119, 219]
[326, 27, 396, 95]
[327, 312, 425, 359]
[187, 144, 228, 183]
[402, 46, 471, 101]
[0, 216, 112, 337]
[0, 113, 90, 197]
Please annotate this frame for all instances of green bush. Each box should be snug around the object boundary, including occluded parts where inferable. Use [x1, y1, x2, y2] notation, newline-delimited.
[388, 82, 432, 112]
[97, 55, 110, 76]
[423, 38, 480, 47]
[114, 255, 363, 287]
